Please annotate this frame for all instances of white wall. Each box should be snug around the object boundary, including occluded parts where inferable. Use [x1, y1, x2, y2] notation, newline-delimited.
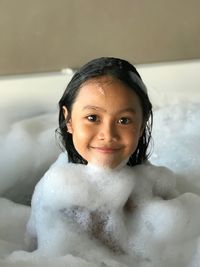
[0, 69, 74, 131]
[138, 59, 200, 108]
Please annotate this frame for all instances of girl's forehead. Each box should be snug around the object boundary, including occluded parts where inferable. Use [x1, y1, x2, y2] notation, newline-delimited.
[73, 75, 142, 112]
[79, 76, 117, 91]
[81, 78, 108, 96]
[78, 75, 135, 98]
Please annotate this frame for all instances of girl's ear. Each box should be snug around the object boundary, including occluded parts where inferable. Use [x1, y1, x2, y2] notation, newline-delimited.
[62, 106, 73, 134]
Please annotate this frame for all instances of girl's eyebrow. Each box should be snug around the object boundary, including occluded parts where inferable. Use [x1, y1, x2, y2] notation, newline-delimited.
[119, 108, 136, 114]
[82, 105, 106, 111]
[82, 105, 136, 114]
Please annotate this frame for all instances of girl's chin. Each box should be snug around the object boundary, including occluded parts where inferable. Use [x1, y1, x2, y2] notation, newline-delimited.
[87, 158, 129, 170]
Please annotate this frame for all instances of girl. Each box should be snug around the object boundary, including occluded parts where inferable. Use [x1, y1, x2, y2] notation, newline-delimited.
[58, 57, 153, 168]
[26, 57, 179, 260]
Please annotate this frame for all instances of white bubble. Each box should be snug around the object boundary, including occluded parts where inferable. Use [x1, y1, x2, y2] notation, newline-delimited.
[0, 99, 200, 266]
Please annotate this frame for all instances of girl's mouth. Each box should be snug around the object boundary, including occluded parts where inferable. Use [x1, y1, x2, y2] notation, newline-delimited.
[90, 146, 121, 153]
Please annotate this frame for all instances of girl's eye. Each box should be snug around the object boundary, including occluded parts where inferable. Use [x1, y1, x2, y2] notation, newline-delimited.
[118, 117, 131, 125]
[87, 115, 99, 122]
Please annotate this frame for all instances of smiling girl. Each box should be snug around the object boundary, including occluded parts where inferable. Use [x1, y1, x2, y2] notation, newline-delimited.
[59, 57, 152, 168]
[62, 75, 145, 169]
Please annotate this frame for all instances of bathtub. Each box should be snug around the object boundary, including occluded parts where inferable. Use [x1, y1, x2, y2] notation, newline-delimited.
[0, 60, 200, 267]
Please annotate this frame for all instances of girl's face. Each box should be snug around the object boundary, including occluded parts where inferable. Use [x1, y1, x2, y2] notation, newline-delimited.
[63, 76, 144, 169]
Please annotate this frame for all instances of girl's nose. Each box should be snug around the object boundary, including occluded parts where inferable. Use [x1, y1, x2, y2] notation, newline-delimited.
[97, 122, 118, 142]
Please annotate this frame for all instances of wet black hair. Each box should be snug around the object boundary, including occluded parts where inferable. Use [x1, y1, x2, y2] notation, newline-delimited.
[57, 57, 153, 166]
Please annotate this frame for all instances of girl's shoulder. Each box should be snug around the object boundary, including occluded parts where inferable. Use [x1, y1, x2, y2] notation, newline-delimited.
[31, 153, 87, 207]
[133, 160, 175, 178]
[40, 152, 83, 185]
[32, 153, 70, 194]
[132, 161, 178, 199]
[49, 152, 69, 170]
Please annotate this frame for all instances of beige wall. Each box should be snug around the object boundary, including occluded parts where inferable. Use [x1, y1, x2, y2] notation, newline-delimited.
[0, 0, 200, 75]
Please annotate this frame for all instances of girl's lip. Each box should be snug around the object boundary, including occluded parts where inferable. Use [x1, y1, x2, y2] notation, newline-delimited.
[91, 146, 121, 153]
